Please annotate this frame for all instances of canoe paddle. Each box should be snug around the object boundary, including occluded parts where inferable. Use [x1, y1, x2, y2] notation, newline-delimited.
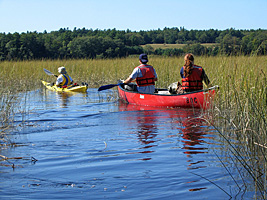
[98, 83, 124, 91]
[43, 68, 58, 77]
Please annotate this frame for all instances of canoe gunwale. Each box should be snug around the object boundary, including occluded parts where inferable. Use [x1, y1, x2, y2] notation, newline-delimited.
[118, 84, 219, 97]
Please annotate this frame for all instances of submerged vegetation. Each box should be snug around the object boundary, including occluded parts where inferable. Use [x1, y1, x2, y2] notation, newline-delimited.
[0, 55, 266, 198]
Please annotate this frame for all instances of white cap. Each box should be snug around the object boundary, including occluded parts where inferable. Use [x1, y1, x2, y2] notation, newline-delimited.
[58, 66, 67, 74]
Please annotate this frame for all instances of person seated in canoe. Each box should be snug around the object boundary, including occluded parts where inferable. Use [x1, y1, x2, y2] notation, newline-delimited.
[56, 66, 73, 88]
[123, 54, 158, 94]
[172, 53, 211, 94]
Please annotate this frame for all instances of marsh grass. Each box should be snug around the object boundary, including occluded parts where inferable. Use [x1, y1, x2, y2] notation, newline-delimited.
[204, 56, 267, 198]
[0, 55, 266, 197]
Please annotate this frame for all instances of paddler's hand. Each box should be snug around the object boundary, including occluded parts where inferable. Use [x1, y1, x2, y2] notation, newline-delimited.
[123, 77, 134, 84]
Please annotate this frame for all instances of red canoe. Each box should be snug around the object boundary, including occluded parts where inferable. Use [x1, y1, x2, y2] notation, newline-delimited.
[118, 84, 219, 109]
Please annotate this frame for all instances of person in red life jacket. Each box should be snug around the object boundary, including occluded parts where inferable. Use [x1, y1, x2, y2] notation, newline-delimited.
[56, 66, 73, 88]
[177, 53, 211, 93]
[123, 54, 158, 94]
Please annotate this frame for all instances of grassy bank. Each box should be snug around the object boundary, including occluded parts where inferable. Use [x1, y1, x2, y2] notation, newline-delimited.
[0, 56, 266, 197]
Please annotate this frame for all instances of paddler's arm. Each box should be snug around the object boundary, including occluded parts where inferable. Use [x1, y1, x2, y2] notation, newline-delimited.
[123, 77, 134, 84]
[202, 69, 212, 87]
[69, 75, 73, 84]
[56, 76, 63, 87]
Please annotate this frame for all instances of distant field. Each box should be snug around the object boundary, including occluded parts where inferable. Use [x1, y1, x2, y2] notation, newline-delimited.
[142, 43, 219, 50]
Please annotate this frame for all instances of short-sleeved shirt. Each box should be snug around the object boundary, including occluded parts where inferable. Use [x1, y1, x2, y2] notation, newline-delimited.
[130, 66, 157, 94]
[56, 74, 73, 86]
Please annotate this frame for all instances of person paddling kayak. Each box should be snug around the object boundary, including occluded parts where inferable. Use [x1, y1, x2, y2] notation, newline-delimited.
[123, 54, 158, 94]
[56, 66, 73, 88]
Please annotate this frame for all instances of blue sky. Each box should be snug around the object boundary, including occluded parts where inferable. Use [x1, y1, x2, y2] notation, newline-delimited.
[0, 0, 266, 33]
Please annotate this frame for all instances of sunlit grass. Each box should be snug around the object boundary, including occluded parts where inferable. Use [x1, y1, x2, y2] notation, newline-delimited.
[202, 56, 267, 199]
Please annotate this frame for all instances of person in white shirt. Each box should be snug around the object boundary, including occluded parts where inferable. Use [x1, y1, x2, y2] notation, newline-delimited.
[123, 54, 157, 94]
[56, 66, 73, 87]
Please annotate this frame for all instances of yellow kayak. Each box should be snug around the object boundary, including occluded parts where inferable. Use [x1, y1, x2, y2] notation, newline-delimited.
[41, 80, 88, 93]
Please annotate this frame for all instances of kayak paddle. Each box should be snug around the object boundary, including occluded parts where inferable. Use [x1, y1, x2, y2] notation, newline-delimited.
[98, 83, 123, 91]
[44, 68, 58, 77]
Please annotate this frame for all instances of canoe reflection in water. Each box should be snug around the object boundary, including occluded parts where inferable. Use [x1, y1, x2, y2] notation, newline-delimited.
[118, 100, 215, 192]
[119, 101, 159, 161]
[118, 100, 213, 160]
[136, 111, 158, 156]
[176, 109, 215, 192]
[180, 117, 210, 156]
[175, 109, 214, 166]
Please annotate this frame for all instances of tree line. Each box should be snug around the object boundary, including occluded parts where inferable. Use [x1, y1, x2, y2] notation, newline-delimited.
[0, 27, 266, 60]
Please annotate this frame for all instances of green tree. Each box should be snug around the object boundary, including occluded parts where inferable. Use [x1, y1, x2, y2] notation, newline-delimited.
[20, 32, 46, 59]
[5, 33, 21, 60]
[125, 33, 144, 46]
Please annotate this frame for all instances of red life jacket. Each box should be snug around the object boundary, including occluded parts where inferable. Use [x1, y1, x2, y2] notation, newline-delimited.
[135, 64, 155, 87]
[182, 65, 203, 91]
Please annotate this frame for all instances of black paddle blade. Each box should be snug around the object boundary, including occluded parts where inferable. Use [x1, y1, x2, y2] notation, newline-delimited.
[98, 84, 120, 91]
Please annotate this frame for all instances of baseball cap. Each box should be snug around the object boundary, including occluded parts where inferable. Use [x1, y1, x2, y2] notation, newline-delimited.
[139, 54, 148, 63]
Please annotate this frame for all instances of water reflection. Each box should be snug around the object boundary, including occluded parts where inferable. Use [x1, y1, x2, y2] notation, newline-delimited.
[43, 89, 89, 108]
[42, 89, 74, 108]
[55, 92, 73, 108]
[136, 111, 158, 158]
[119, 101, 159, 161]
[175, 109, 213, 192]
[118, 101, 213, 192]
[180, 117, 209, 156]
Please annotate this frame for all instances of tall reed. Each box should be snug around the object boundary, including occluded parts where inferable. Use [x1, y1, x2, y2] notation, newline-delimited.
[204, 56, 267, 199]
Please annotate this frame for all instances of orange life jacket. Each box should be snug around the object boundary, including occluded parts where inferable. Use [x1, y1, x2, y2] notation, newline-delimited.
[135, 64, 155, 87]
[182, 65, 203, 91]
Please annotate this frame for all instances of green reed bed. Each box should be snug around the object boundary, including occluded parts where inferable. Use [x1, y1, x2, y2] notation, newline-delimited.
[203, 56, 267, 199]
[0, 56, 266, 197]
[0, 90, 16, 144]
[0, 57, 183, 89]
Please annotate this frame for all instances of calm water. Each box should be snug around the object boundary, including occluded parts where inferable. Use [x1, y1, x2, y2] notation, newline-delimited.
[0, 88, 255, 199]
